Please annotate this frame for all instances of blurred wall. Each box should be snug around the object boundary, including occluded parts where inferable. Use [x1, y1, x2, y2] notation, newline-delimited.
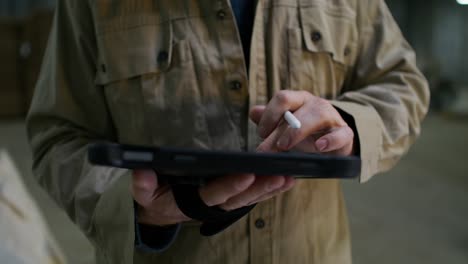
[387, 0, 468, 87]
[0, 0, 55, 17]
[0, 0, 54, 117]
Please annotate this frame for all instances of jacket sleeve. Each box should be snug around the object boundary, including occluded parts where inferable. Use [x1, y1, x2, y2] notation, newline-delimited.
[331, 0, 430, 182]
[26, 1, 135, 263]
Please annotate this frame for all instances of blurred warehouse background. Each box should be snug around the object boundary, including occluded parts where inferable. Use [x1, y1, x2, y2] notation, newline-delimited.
[0, 1, 467, 263]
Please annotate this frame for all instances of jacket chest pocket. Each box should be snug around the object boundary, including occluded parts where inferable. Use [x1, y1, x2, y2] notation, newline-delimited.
[287, 3, 358, 99]
[96, 22, 211, 147]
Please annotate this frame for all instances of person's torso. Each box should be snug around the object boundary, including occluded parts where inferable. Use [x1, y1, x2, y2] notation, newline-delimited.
[89, 0, 358, 263]
[92, 0, 359, 151]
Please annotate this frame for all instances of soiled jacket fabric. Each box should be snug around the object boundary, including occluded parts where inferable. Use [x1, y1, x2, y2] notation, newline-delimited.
[0, 151, 66, 264]
[26, 0, 429, 263]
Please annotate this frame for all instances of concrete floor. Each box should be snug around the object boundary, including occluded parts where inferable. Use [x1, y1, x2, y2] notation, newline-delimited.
[0, 115, 467, 264]
[343, 114, 468, 264]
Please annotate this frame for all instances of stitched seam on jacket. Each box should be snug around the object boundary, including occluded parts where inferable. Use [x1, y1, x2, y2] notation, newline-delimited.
[98, 14, 207, 35]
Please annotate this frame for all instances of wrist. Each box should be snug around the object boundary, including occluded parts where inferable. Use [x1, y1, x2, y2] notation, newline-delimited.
[136, 203, 189, 226]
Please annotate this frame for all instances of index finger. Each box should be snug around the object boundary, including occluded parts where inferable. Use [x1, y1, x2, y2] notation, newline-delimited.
[258, 90, 309, 139]
[275, 101, 347, 151]
[199, 174, 256, 207]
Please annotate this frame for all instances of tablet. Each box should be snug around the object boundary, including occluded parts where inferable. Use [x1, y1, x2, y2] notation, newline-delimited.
[88, 142, 360, 182]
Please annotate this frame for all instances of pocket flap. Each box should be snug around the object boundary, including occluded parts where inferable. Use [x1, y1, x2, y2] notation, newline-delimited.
[95, 23, 172, 85]
[299, 5, 357, 65]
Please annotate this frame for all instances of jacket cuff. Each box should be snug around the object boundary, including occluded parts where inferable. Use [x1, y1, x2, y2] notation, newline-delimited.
[330, 101, 382, 183]
[134, 202, 181, 253]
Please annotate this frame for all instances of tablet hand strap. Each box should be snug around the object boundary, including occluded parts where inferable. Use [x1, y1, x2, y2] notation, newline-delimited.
[171, 184, 256, 236]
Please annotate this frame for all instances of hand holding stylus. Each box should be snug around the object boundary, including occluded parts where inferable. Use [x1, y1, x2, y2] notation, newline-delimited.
[250, 90, 355, 156]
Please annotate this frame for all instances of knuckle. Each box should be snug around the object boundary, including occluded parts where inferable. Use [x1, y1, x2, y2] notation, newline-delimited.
[313, 96, 328, 106]
[275, 90, 291, 106]
[317, 110, 331, 123]
[233, 181, 247, 192]
[344, 126, 354, 138]
[300, 90, 312, 98]
[232, 174, 255, 192]
[316, 106, 328, 120]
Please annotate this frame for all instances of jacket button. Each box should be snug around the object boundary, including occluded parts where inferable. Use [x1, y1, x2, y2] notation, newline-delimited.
[311, 31, 322, 42]
[255, 218, 265, 229]
[230, 80, 242, 91]
[157, 51, 169, 64]
[217, 10, 226, 20]
[344, 46, 352, 56]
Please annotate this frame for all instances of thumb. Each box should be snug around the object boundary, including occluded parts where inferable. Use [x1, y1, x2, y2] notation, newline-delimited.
[249, 105, 266, 125]
[132, 170, 158, 207]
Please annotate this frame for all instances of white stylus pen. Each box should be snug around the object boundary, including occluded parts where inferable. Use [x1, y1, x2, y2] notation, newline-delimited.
[284, 111, 301, 129]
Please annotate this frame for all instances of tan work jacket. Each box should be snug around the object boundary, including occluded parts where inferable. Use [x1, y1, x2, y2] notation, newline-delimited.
[27, 0, 429, 263]
[0, 151, 66, 264]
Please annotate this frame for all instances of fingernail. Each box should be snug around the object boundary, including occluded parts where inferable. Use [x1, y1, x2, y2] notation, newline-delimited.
[316, 139, 328, 152]
[277, 137, 289, 150]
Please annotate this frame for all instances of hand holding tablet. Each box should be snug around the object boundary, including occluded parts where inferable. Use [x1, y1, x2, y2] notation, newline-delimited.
[88, 91, 360, 236]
